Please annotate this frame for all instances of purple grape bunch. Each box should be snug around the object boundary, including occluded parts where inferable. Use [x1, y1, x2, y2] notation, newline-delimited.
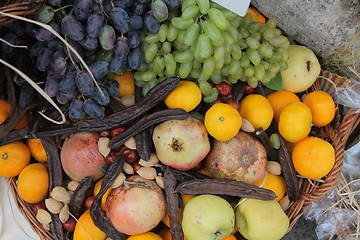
[0, 0, 180, 120]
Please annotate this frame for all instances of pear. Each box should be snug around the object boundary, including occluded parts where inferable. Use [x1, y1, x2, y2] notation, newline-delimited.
[182, 195, 235, 240]
[280, 45, 321, 93]
[235, 198, 289, 240]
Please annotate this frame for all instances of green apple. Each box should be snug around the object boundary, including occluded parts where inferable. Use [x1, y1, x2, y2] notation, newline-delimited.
[280, 45, 321, 93]
[235, 198, 289, 240]
[182, 194, 235, 240]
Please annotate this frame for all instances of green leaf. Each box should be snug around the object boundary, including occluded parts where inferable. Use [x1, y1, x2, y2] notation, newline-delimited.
[287, 33, 299, 42]
[263, 72, 282, 91]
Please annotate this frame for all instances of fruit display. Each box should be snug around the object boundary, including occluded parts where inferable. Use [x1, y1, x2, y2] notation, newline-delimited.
[0, 0, 352, 240]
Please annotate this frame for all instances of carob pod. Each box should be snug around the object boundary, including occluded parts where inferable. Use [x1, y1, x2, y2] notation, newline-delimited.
[0, 88, 34, 139]
[175, 178, 277, 200]
[90, 155, 127, 240]
[134, 86, 151, 161]
[108, 109, 188, 149]
[254, 128, 277, 161]
[69, 176, 93, 219]
[231, 80, 247, 102]
[108, 97, 127, 112]
[77, 77, 181, 131]
[164, 167, 184, 240]
[41, 137, 66, 240]
[256, 83, 300, 201]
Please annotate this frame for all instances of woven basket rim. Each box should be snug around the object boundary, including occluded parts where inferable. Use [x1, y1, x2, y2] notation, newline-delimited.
[5, 71, 360, 240]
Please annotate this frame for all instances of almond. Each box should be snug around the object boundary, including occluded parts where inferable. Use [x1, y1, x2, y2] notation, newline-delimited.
[67, 180, 80, 191]
[124, 137, 136, 150]
[267, 161, 282, 175]
[279, 195, 290, 210]
[50, 186, 71, 204]
[59, 204, 70, 223]
[139, 153, 159, 167]
[137, 167, 157, 180]
[45, 198, 63, 214]
[36, 209, 52, 225]
[120, 95, 135, 107]
[241, 118, 255, 133]
[123, 162, 134, 175]
[155, 176, 164, 189]
[43, 224, 50, 231]
[98, 137, 111, 157]
[112, 172, 126, 189]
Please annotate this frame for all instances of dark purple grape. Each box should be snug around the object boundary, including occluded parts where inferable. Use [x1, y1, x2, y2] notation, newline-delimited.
[106, 80, 120, 97]
[131, 0, 147, 15]
[84, 49, 98, 62]
[103, 0, 114, 15]
[53, 50, 66, 59]
[122, 62, 133, 71]
[29, 41, 46, 57]
[79, 36, 98, 50]
[99, 25, 116, 50]
[65, 39, 83, 63]
[109, 55, 127, 72]
[127, 47, 142, 69]
[56, 90, 77, 104]
[74, 0, 93, 21]
[25, 22, 36, 37]
[1, 33, 17, 55]
[90, 61, 109, 80]
[83, 98, 104, 119]
[128, 30, 140, 48]
[6, 21, 26, 36]
[109, 7, 130, 34]
[35, 5, 55, 23]
[48, 0, 62, 6]
[59, 71, 77, 93]
[35, 22, 59, 42]
[87, 9, 105, 38]
[75, 71, 95, 95]
[37, 48, 54, 71]
[137, 0, 150, 3]
[114, 36, 130, 56]
[91, 86, 110, 106]
[51, 57, 67, 79]
[113, 0, 133, 8]
[61, 15, 85, 41]
[44, 72, 60, 97]
[69, 99, 85, 120]
[67, 62, 77, 72]
[129, 14, 143, 30]
[144, 11, 160, 34]
[47, 39, 63, 51]
[151, 0, 168, 22]
[162, 0, 180, 9]
[92, 3, 101, 12]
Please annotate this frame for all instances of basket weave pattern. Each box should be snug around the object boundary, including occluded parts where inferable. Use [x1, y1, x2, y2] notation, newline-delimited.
[0, 0, 46, 24]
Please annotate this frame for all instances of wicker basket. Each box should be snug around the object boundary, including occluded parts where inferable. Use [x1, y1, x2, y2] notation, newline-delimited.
[6, 71, 360, 240]
[0, 0, 46, 25]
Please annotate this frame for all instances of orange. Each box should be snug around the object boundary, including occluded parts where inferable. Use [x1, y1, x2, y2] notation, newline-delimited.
[247, 8, 266, 25]
[278, 102, 312, 143]
[303, 91, 336, 127]
[222, 235, 237, 240]
[164, 81, 202, 112]
[17, 163, 49, 203]
[127, 232, 163, 240]
[204, 103, 242, 141]
[159, 228, 188, 240]
[256, 173, 286, 201]
[239, 94, 274, 130]
[0, 141, 30, 177]
[162, 209, 183, 228]
[27, 138, 47, 163]
[181, 194, 196, 206]
[266, 90, 300, 122]
[73, 210, 106, 240]
[292, 137, 335, 180]
[0, 99, 28, 129]
[114, 70, 135, 96]
[93, 178, 112, 211]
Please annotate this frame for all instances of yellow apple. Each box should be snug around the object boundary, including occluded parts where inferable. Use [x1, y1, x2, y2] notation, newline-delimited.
[280, 45, 321, 93]
[182, 194, 235, 240]
[235, 199, 289, 240]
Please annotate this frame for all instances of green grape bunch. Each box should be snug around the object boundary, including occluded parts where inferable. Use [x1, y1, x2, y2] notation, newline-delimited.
[136, 0, 290, 102]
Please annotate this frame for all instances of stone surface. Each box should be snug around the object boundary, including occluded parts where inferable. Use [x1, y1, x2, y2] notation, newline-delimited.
[250, 0, 360, 79]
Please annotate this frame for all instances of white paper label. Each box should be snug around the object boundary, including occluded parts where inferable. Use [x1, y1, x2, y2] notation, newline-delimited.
[212, 0, 251, 17]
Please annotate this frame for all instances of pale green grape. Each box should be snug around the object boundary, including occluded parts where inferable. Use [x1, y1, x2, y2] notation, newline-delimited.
[142, 79, 159, 96]
[229, 58, 241, 75]
[244, 65, 255, 77]
[223, 32, 235, 45]
[210, 70, 222, 84]
[193, 60, 202, 69]
[191, 68, 202, 78]
[167, 24, 180, 42]
[268, 62, 280, 74]
[224, 53, 232, 65]
[195, 0, 210, 14]
[214, 45, 225, 62]
[246, 37, 260, 49]
[254, 64, 265, 81]
[182, 5, 200, 19]
[145, 34, 159, 43]
[231, 44, 242, 60]
[164, 53, 177, 75]
[199, 81, 213, 95]
[215, 57, 225, 70]
[203, 56, 216, 76]
[258, 42, 273, 58]
[266, 18, 276, 28]
[239, 54, 251, 68]
[174, 50, 194, 63]
[141, 70, 157, 82]
[202, 20, 223, 43]
[184, 23, 200, 46]
[208, 8, 228, 29]
[270, 35, 290, 48]
[182, 0, 196, 12]
[246, 48, 261, 65]
[247, 22, 260, 33]
[173, 40, 189, 51]
[203, 87, 219, 103]
[179, 61, 193, 78]
[279, 61, 288, 70]
[171, 17, 194, 30]
[162, 41, 172, 53]
[158, 24, 168, 42]
[153, 56, 165, 73]
[144, 43, 159, 63]
[198, 34, 212, 59]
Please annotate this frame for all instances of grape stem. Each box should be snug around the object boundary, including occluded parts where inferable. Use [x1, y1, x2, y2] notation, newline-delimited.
[0, 37, 28, 49]
[0, 10, 105, 97]
[0, 58, 66, 125]
[53, 4, 73, 13]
